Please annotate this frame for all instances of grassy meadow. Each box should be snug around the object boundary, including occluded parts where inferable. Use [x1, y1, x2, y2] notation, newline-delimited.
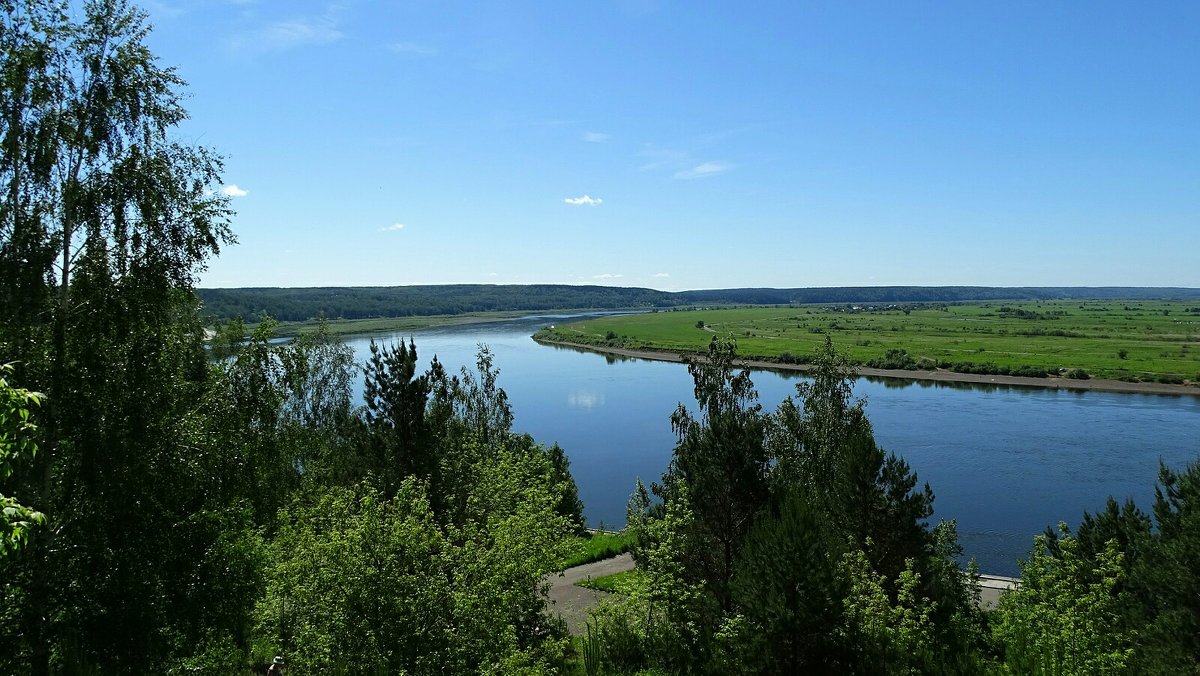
[534, 300, 1200, 385]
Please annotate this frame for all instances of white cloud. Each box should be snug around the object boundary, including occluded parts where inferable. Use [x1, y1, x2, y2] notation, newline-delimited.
[653, 272, 670, 278]
[674, 161, 731, 179]
[388, 41, 435, 57]
[228, 6, 346, 53]
[564, 195, 603, 206]
[262, 18, 342, 48]
[582, 131, 609, 143]
[379, 223, 406, 232]
[221, 184, 249, 197]
[592, 273, 623, 279]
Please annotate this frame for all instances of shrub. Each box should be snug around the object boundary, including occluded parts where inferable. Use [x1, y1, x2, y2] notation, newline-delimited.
[867, 349, 918, 370]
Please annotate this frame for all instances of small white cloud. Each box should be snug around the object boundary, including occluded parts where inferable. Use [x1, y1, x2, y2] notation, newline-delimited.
[674, 161, 731, 179]
[228, 14, 343, 52]
[221, 184, 248, 197]
[564, 195, 603, 206]
[487, 272, 498, 277]
[592, 273, 623, 280]
[388, 41, 435, 57]
[653, 272, 670, 278]
[263, 18, 342, 48]
[582, 131, 609, 143]
[379, 223, 406, 232]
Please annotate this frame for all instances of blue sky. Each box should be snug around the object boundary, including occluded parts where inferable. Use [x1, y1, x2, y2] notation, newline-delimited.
[142, 1, 1199, 290]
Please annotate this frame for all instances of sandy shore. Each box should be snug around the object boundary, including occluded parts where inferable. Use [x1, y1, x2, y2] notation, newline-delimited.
[536, 339, 1200, 397]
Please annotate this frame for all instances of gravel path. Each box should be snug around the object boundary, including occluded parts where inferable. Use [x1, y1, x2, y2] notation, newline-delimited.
[545, 553, 636, 636]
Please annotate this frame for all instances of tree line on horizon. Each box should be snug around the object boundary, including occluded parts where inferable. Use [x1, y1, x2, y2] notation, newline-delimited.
[196, 285, 1200, 323]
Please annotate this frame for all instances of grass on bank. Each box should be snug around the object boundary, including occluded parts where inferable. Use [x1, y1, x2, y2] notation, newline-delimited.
[535, 300, 1200, 385]
[577, 569, 643, 593]
[563, 530, 637, 569]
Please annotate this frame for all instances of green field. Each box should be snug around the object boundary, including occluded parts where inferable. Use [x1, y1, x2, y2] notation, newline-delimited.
[534, 300, 1200, 385]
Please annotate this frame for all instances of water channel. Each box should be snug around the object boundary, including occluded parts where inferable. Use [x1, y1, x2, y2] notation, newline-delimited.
[342, 313, 1200, 576]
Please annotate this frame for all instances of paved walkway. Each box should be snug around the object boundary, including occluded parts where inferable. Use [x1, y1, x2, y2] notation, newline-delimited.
[977, 573, 1020, 609]
[546, 555, 1018, 635]
[545, 553, 636, 636]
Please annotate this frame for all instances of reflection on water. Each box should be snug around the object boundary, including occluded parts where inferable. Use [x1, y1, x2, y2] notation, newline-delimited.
[342, 313, 1200, 577]
[567, 391, 606, 409]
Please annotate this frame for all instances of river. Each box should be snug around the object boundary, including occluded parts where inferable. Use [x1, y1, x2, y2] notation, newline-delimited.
[342, 313, 1200, 576]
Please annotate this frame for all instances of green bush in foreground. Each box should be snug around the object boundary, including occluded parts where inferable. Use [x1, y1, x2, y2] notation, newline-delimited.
[261, 467, 574, 673]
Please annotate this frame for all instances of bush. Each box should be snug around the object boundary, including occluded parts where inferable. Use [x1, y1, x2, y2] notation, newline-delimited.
[1011, 365, 1052, 378]
[867, 349, 918, 370]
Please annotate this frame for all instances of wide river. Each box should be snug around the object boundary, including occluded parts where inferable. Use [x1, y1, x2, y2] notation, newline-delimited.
[343, 313, 1200, 576]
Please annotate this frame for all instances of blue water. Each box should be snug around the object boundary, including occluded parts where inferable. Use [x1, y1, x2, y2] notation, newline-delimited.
[343, 314, 1200, 576]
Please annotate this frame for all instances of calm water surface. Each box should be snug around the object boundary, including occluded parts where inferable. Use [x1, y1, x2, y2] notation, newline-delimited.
[344, 314, 1200, 576]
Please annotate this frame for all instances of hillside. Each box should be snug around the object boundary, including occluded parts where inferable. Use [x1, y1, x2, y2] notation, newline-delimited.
[197, 285, 1200, 322]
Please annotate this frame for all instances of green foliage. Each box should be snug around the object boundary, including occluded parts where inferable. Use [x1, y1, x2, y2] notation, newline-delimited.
[868, 348, 919, 370]
[0, 363, 45, 556]
[0, 1, 595, 672]
[578, 569, 643, 593]
[0, 1, 236, 670]
[197, 285, 1200, 324]
[362, 337, 437, 494]
[598, 338, 979, 673]
[837, 548, 937, 674]
[548, 442, 587, 533]
[660, 337, 771, 615]
[723, 489, 846, 672]
[1136, 459, 1200, 670]
[565, 530, 637, 568]
[993, 525, 1133, 674]
[260, 468, 573, 673]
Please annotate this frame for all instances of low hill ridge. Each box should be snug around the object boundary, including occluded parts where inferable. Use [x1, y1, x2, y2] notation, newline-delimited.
[197, 284, 1200, 322]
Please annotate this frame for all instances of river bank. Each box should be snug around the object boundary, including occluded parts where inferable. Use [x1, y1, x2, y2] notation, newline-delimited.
[535, 338, 1200, 397]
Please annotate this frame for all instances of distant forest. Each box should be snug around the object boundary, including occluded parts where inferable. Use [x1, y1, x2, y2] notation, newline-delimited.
[197, 284, 1200, 322]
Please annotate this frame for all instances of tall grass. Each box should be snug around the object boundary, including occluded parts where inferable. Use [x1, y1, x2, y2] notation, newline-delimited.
[563, 530, 637, 568]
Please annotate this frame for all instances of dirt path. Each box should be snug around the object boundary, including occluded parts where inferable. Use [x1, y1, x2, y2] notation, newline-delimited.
[545, 553, 636, 636]
[536, 339, 1200, 397]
